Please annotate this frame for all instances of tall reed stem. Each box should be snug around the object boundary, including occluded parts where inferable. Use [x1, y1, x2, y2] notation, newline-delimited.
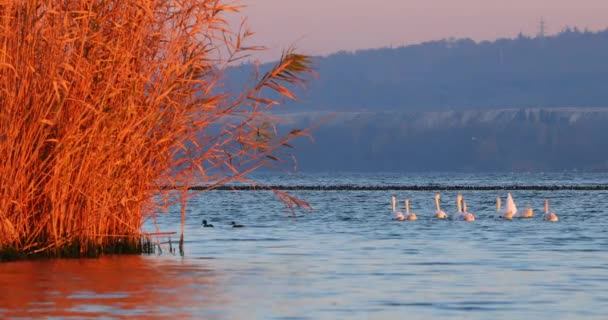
[0, 0, 313, 260]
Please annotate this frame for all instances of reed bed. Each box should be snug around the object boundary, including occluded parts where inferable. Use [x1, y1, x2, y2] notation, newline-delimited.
[0, 1, 313, 260]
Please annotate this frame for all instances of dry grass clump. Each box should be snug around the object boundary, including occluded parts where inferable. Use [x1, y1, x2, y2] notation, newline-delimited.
[0, 0, 313, 260]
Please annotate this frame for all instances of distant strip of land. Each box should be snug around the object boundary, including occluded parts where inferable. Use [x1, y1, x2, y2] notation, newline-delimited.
[161, 185, 608, 191]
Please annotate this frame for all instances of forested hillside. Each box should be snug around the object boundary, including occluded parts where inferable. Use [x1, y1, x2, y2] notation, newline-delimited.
[227, 29, 608, 172]
[280, 108, 608, 172]
[229, 28, 608, 112]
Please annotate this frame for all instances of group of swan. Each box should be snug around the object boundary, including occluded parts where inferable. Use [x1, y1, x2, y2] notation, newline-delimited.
[391, 195, 417, 221]
[496, 193, 557, 221]
[392, 193, 558, 222]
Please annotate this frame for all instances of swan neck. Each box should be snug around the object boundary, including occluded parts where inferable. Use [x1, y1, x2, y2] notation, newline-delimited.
[457, 197, 462, 213]
[391, 196, 396, 212]
[544, 199, 549, 214]
[405, 200, 410, 214]
[496, 197, 501, 211]
[435, 197, 440, 211]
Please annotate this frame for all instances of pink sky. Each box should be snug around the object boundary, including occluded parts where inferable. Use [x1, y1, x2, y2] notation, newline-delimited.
[234, 0, 608, 61]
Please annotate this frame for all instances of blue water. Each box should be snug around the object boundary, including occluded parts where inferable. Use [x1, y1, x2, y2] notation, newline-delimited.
[2, 172, 608, 319]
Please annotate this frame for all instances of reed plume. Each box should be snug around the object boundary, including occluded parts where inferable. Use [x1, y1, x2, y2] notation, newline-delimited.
[0, 0, 313, 259]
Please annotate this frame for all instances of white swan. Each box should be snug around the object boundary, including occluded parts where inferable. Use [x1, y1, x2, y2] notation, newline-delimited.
[434, 193, 447, 219]
[451, 194, 464, 220]
[404, 199, 418, 221]
[505, 192, 518, 215]
[461, 197, 475, 222]
[501, 192, 532, 218]
[517, 207, 534, 219]
[392, 195, 405, 221]
[497, 196, 514, 220]
[502, 193, 521, 219]
[452, 195, 474, 221]
[543, 199, 559, 222]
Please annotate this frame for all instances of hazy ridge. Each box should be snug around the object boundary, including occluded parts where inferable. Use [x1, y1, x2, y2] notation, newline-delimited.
[227, 29, 608, 172]
[279, 108, 608, 172]
[229, 28, 608, 112]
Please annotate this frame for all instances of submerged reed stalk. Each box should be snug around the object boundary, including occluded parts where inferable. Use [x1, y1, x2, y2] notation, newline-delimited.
[0, 1, 313, 260]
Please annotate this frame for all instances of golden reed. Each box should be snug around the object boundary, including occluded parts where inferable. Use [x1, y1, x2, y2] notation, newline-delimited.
[0, 1, 313, 260]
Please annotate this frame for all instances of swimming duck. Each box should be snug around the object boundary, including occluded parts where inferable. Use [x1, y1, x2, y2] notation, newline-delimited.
[201, 219, 214, 227]
[231, 221, 244, 228]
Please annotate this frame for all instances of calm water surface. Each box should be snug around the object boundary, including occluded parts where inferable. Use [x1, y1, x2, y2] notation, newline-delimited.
[2, 172, 608, 319]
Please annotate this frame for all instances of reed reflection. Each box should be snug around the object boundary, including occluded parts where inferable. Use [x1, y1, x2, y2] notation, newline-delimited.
[0, 255, 225, 319]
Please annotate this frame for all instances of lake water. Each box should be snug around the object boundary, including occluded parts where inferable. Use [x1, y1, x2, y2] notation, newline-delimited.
[2, 172, 608, 319]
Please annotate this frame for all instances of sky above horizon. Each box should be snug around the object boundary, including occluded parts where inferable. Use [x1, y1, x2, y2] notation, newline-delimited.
[234, 0, 608, 61]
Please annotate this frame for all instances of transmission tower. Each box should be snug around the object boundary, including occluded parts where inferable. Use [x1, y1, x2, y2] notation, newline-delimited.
[538, 18, 546, 39]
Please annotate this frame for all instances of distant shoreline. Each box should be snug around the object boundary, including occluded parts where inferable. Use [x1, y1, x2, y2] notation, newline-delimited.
[161, 185, 608, 191]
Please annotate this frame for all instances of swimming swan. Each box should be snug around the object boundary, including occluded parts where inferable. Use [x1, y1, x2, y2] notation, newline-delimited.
[503, 193, 532, 218]
[497, 197, 514, 220]
[517, 207, 534, 219]
[404, 199, 418, 221]
[461, 197, 476, 222]
[452, 194, 464, 220]
[452, 194, 473, 221]
[434, 193, 447, 219]
[392, 195, 405, 221]
[543, 199, 559, 222]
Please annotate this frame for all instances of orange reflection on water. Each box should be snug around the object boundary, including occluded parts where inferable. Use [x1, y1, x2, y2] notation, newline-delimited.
[0, 255, 225, 319]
